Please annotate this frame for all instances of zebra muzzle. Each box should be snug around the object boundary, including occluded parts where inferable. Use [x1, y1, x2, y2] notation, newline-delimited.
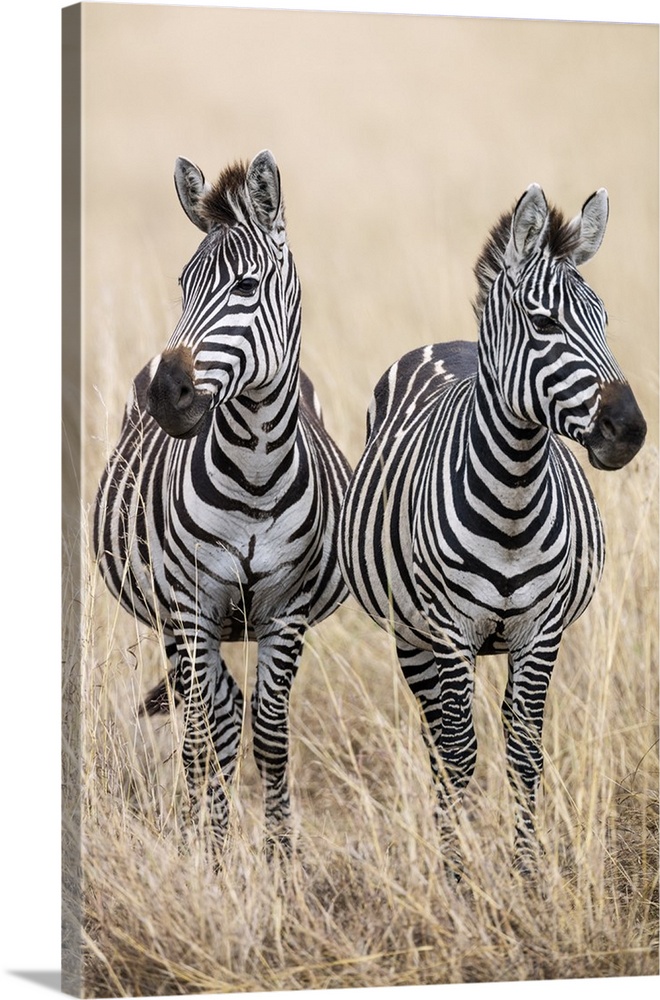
[585, 380, 646, 470]
[146, 348, 212, 439]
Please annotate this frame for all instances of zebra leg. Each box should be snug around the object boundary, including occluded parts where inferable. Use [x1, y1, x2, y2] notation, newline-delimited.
[251, 619, 306, 858]
[397, 637, 477, 875]
[174, 630, 245, 850]
[502, 640, 559, 873]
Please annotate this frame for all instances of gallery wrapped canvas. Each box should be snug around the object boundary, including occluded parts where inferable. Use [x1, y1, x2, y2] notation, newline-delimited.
[62, 3, 658, 997]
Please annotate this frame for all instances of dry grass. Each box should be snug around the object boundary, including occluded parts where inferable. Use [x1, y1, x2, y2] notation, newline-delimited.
[68, 446, 658, 995]
[66, 6, 659, 997]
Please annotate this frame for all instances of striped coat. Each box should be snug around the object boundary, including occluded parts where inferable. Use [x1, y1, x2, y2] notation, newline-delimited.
[339, 185, 646, 873]
[94, 151, 351, 852]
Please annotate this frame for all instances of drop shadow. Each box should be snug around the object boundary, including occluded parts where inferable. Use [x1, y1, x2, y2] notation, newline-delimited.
[9, 972, 61, 993]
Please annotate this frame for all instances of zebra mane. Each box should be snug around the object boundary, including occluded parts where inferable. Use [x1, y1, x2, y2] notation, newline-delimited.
[197, 160, 252, 228]
[472, 203, 582, 320]
[197, 159, 286, 231]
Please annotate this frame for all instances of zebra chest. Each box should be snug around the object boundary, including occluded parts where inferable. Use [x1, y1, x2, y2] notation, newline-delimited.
[419, 530, 562, 603]
[411, 482, 579, 634]
[162, 501, 318, 621]
[411, 498, 604, 662]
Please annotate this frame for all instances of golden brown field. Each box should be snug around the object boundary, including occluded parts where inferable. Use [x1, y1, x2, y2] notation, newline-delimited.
[66, 5, 658, 997]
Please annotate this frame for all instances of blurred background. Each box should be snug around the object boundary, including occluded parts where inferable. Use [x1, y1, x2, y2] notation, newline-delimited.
[81, 4, 658, 493]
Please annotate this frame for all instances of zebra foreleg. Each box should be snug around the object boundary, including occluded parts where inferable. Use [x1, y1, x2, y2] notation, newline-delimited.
[397, 637, 477, 877]
[502, 642, 558, 875]
[175, 633, 245, 852]
[251, 619, 306, 859]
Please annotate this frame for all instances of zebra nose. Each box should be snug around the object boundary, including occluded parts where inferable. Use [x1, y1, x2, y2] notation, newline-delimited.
[149, 362, 194, 412]
[587, 381, 646, 470]
[146, 350, 210, 438]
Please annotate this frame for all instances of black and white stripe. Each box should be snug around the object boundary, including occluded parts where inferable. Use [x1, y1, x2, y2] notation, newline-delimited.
[94, 151, 351, 852]
[339, 185, 646, 873]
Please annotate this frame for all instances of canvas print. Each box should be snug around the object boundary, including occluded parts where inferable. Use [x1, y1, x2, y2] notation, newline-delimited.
[62, 3, 659, 996]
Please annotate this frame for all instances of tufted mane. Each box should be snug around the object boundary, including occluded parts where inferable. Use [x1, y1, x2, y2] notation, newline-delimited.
[198, 160, 251, 228]
[472, 202, 582, 320]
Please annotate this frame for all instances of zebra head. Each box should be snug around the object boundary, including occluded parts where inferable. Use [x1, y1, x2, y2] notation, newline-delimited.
[147, 150, 299, 438]
[475, 184, 646, 470]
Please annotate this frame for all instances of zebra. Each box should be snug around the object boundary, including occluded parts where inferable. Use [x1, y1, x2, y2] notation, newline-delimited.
[94, 150, 351, 854]
[338, 184, 646, 874]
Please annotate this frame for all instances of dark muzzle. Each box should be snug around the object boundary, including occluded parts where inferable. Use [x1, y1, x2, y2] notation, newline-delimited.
[586, 381, 647, 470]
[146, 348, 211, 439]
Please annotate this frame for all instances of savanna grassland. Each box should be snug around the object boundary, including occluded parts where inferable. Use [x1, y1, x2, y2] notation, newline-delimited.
[64, 6, 659, 997]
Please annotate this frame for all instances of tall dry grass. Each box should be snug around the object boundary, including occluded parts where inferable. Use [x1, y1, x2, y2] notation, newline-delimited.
[69, 445, 658, 996]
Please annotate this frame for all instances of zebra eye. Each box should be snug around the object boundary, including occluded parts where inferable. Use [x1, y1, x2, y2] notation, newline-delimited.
[234, 276, 259, 296]
[530, 314, 561, 334]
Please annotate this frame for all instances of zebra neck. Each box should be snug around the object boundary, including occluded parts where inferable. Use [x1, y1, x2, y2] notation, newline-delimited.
[468, 372, 552, 494]
[209, 366, 302, 485]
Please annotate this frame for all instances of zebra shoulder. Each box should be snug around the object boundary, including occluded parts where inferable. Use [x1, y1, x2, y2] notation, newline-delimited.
[366, 341, 478, 439]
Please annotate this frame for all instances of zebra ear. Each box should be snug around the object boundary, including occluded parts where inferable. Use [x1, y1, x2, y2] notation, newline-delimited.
[174, 157, 212, 232]
[570, 188, 609, 266]
[246, 150, 284, 233]
[506, 183, 549, 269]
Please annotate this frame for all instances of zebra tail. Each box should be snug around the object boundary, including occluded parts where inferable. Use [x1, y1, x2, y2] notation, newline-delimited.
[139, 667, 181, 716]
